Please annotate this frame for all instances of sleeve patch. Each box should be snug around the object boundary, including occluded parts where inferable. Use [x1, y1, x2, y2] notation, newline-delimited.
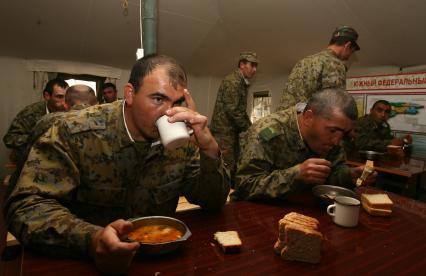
[258, 127, 279, 142]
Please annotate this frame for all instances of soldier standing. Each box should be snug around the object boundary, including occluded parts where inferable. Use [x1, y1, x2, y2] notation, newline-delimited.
[278, 26, 360, 111]
[210, 52, 258, 186]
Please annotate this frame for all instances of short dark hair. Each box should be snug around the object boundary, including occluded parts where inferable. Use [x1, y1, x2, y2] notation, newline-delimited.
[102, 82, 117, 92]
[43, 78, 68, 95]
[372, 100, 390, 109]
[305, 89, 358, 121]
[329, 36, 355, 47]
[128, 54, 187, 93]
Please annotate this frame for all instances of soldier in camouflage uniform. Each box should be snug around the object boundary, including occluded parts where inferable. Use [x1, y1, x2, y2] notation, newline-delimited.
[210, 52, 258, 186]
[231, 89, 375, 201]
[352, 100, 411, 152]
[5, 84, 98, 197]
[3, 78, 68, 164]
[5, 55, 230, 274]
[278, 26, 360, 111]
[101, 82, 118, 103]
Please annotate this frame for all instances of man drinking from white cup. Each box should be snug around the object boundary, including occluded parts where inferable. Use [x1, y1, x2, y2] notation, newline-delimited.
[6, 54, 231, 274]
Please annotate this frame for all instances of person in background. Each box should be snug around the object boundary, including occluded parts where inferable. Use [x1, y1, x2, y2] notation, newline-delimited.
[102, 82, 118, 103]
[278, 26, 360, 111]
[4, 85, 99, 198]
[231, 89, 375, 202]
[3, 78, 68, 164]
[64, 84, 98, 110]
[5, 55, 230, 274]
[352, 100, 412, 152]
[210, 52, 258, 186]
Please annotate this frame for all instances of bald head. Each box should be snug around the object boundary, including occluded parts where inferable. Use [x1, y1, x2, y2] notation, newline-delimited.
[65, 85, 97, 109]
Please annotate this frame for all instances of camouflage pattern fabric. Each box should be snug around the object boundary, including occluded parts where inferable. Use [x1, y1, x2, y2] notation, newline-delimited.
[353, 115, 393, 152]
[5, 104, 94, 198]
[231, 107, 352, 201]
[210, 70, 252, 181]
[3, 101, 47, 163]
[5, 100, 230, 257]
[278, 49, 346, 110]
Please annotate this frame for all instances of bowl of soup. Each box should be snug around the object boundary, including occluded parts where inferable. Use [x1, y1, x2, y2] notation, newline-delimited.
[127, 216, 191, 255]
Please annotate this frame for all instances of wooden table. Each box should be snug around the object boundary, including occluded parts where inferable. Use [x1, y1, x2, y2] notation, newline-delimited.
[346, 156, 426, 198]
[2, 187, 426, 275]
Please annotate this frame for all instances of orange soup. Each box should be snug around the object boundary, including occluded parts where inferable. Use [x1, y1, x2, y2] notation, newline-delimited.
[128, 225, 182, 243]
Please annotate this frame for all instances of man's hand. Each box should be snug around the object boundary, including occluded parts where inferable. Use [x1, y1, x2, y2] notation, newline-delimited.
[166, 89, 219, 158]
[91, 219, 140, 274]
[297, 158, 331, 184]
[350, 165, 377, 186]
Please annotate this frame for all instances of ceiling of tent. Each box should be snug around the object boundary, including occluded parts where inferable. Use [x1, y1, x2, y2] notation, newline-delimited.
[1, 0, 426, 77]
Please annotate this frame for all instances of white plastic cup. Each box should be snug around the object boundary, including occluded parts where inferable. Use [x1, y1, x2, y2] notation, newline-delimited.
[327, 196, 360, 227]
[155, 115, 190, 150]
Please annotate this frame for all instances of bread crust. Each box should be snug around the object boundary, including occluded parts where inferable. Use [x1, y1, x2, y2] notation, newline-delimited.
[362, 201, 392, 217]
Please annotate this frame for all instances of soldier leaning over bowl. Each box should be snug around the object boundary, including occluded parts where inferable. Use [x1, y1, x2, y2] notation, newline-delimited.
[352, 99, 412, 153]
[5, 55, 230, 274]
[231, 89, 376, 202]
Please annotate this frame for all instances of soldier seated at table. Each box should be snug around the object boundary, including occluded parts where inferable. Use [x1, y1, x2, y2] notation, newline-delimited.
[231, 89, 375, 202]
[351, 99, 412, 153]
[5, 54, 230, 274]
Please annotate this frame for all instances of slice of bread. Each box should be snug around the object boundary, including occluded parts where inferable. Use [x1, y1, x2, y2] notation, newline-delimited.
[280, 224, 322, 264]
[214, 231, 242, 253]
[275, 212, 322, 264]
[362, 201, 392, 217]
[361, 193, 393, 209]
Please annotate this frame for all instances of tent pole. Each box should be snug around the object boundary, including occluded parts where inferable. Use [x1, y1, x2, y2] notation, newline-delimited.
[142, 0, 157, 55]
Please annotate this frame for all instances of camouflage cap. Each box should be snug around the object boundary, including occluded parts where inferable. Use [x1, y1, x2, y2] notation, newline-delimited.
[332, 26, 360, 51]
[239, 52, 258, 63]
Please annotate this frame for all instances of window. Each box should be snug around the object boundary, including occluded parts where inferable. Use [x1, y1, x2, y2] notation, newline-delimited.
[251, 90, 271, 123]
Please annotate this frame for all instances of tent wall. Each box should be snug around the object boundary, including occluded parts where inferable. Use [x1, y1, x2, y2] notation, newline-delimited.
[1, 56, 425, 177]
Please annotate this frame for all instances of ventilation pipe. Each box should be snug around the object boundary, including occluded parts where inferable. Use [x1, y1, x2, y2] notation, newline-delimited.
[142, 0, 157, 55]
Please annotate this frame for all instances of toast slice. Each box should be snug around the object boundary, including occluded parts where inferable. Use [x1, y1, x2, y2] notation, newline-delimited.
[361, 193, 393, 209]
[214, 231, 242, 253]
[275, 212, 323, 264]
[362, 201, 392, 217]
[280, 223, 322, 264]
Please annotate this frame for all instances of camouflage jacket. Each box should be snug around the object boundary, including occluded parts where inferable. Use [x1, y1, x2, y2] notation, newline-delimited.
[5, 104, 94, 197]
[3, 101, 47, 163]
[231, 107, 352, 201]
[210, 70, 252, 135]
[353, 114, 393, 152]
[278, 49, 346, 110]
[6, 101, 230, 257]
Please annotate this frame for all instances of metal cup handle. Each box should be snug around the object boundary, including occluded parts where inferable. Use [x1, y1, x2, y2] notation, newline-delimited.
[327, 204, 336, 217]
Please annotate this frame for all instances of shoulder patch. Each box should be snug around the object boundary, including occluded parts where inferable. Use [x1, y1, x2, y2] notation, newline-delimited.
[258, 127, 280, 142]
